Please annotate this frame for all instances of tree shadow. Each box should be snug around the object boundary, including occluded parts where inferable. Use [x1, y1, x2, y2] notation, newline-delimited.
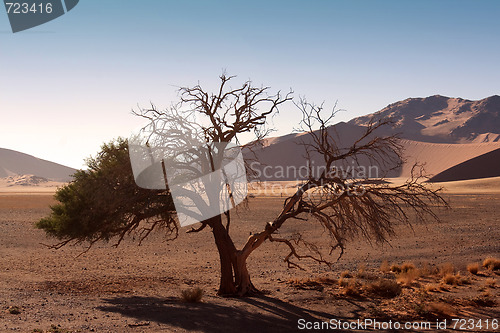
[97, 294, 352, 332]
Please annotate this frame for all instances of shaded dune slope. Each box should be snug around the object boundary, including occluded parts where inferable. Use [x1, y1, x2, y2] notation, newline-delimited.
[430, 148, 500, 182]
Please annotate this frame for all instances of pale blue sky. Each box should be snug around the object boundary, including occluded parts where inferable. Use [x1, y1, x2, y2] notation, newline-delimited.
[1, 0, 499, 168]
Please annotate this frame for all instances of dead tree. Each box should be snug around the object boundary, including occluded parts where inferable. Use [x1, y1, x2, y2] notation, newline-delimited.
[132, 74, 293, 295]
[134, 78, 447, 296]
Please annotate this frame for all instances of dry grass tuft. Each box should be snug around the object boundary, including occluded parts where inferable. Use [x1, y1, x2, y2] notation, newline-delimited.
[365, 278, 402, 298]
[338, 277, 349, 287]
[343, 279, 361, 297]
[380, 260, 390, 273]
[356, 270, 377, 280]
[397, 268, 421, 286]
[340, 270, 352, 278]
[442, 273, 458, 285]
[467, 263, 480, 275]
[356, 263, 377, 279]
[180, 287, 204, 303]
[7, 306, 21, 315]
[401, 262, 416, 273]
[390, 264, 401, 273]
[483, 257, 500, 271]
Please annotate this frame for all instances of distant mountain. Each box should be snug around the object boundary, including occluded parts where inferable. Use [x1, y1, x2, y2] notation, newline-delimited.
[245, 95, 500, 182]
[0, 148, 75, 182]
[349, 95, 500, 143]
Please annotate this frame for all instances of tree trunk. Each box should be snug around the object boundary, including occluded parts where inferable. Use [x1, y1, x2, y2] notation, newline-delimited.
[234, 252, 258, 296]
[208, 215, 261, 296]
[209, 215, 237, 295]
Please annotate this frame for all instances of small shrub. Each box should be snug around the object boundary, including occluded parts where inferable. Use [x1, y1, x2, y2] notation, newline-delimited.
[338, 277, 349, 287]
[343, 279, 361, 297]
[366, 278, 402, 298]
[379, 260, 390, 273]
[442, 273, 458, 285]
[8, 306, 20, 315]
[390, 264, 401, 273]
[356, 264, 367, 278]
[356, 267, 377, 280]
[340, 270, 352, 278]
[401, 262, 416, 273]
[467, 263, 480, 275]
[181, 287, 204, 303]
[397, 269, 421, 286]
[483, 257, 500, 271]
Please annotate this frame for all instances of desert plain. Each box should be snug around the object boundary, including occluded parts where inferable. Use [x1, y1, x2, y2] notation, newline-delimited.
[0, 177, 499, 333]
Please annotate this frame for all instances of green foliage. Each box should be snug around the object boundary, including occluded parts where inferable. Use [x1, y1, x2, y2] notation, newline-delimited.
[37, 138, 176, 245]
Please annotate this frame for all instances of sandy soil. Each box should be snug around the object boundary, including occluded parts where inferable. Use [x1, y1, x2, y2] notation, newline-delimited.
[0, 190, 499, 332]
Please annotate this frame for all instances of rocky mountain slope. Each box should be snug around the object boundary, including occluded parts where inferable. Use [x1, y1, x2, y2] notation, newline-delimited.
[349, 95, 500, 143]
[246, 95, 500, 181]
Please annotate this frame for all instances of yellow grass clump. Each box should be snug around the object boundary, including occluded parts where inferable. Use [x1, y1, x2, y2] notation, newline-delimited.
[483, 257, 500, 271]
[342, 279, 361, 297]
[390, 264, 401, 273]
[401, 262, 416, 273]
[442, 273, 464, 285]
[356, 264, 377, 280]
[338, 277, 349, 287]
[379, 260, 390, 273]
[181, 287, 204, 303]
[467, 263, 480, 275]
[340, 270, 352, 278]
[396, 264, 420, 286]
[365, 278, 402, 298]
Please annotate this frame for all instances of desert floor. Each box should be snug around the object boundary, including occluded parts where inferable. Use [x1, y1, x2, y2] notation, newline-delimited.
[0, 185, 499, 332]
